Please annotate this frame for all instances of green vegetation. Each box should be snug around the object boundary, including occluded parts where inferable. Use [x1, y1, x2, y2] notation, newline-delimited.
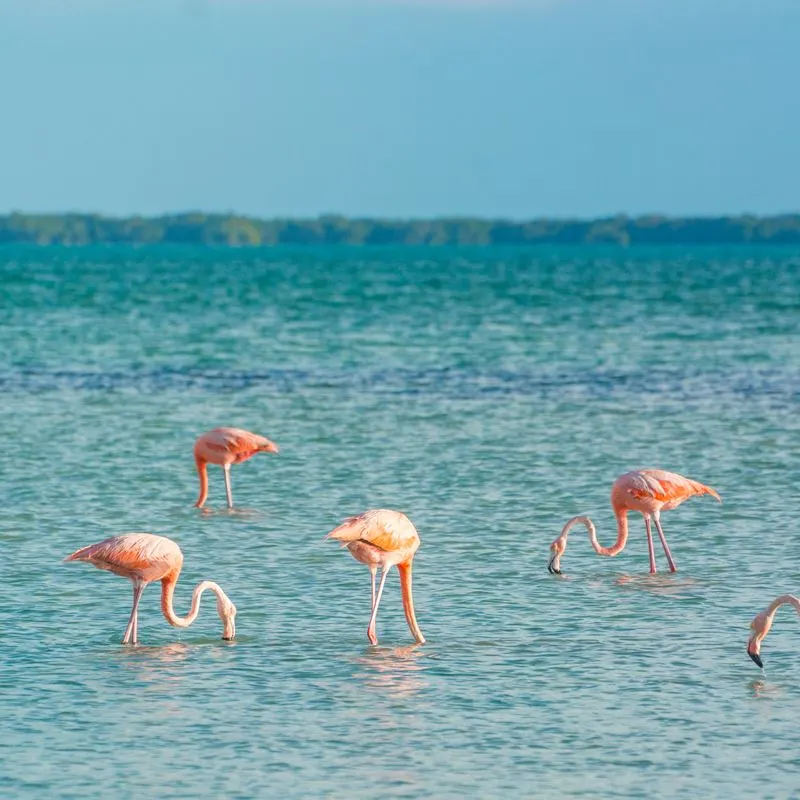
[1, 212, 799, 246]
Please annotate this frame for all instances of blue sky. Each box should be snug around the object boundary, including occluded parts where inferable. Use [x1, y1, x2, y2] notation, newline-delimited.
[0, 0, 798, 217]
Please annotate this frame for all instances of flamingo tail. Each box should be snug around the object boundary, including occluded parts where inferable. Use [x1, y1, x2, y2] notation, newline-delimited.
[63, 545, 94, 563]
[692, 481, 721, 503]
[325, 516, 364, 542]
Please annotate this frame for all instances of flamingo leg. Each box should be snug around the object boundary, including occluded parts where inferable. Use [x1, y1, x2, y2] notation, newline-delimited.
[122, 580, 146, 645]
[367, 567, 390, 645]
[223, 464, 234, 509]
[653, 512, 677, 572]
[644, 516, 657, 574]
[369, 566, 377, 611]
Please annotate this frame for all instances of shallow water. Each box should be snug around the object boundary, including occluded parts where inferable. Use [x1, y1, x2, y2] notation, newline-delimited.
[2, 245, 800, 798]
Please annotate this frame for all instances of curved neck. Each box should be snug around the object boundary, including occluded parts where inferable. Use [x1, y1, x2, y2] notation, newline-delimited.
[766, 594, 800, 620]
[195, 456, 208, 508]
[397, 561, 425, 644]
[160, 574, 228, 629]
[561, 512, 629, 557]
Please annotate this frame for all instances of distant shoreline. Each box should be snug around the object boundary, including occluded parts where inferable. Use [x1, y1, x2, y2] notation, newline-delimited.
[1, 212, 799, 246]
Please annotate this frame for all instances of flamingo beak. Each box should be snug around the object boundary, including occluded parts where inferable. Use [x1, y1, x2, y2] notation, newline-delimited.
[747, 643, 763, 668]
[547, 553, 561, 575]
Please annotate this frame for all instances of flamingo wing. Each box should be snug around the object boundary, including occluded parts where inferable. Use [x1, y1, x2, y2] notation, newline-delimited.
[326, 509, 419, 552]
[206, 427, 276, 459]
[64, 533, 182, 580]
[630, 469, 721, 505]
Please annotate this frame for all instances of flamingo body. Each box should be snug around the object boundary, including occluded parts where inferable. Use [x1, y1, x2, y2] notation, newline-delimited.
[66, 532, 183, 583]
[611, 469, 720, 514]
[548, 469, 721, 575]
[64, 533, 237, 643]
[194, 427, 279, 508]
[327, 509, 425, 645]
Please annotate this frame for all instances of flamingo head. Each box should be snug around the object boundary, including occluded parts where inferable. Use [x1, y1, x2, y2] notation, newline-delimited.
[218, 596, 237, 640]
[548, 537, 567, 575]
[747, 610, 772, 668]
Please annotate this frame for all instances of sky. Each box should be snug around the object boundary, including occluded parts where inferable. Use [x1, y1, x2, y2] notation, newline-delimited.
[0, 0, 798, 218]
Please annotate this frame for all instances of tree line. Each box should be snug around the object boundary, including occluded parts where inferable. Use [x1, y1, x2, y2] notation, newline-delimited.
[1, 212, 799, 246]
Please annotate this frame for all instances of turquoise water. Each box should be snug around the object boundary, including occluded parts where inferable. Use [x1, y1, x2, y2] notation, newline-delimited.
[2, 246, 800, 798]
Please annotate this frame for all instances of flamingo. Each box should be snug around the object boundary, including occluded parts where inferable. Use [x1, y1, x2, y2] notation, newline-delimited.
[194, 427, 279, 509]
[326, 509, 426, 646]
[548, 469, 721, 575]
[64, 533, 237, 644]
[747, 594, 800, 668]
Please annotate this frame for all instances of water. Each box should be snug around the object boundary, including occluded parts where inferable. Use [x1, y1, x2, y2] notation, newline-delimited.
[2, 245, 800, 798]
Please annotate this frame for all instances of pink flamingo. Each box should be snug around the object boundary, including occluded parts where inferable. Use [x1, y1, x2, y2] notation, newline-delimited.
[747, 594, 800, 667]
[194, 427, 279, 509]
[326, 509, 426, 646]
[64, 533, 237, 644]
[548, 469, 721, 575]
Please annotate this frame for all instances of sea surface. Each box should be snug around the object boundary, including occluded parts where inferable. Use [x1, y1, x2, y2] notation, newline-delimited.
[2, 245, 800, 799]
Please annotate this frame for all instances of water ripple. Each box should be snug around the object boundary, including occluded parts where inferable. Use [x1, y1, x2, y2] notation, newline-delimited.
[1, 363, 799, 404]
[3, 247, 800, 799]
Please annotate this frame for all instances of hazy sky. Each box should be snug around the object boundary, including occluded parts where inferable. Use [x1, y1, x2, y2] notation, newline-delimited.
[0, 0, 798, 217]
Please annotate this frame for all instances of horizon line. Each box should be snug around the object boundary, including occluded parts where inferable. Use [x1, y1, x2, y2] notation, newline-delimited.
[3, 210, 800, 222]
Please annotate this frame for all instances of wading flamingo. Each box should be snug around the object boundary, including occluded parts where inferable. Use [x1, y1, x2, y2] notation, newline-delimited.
[747, 594, 800, 667]
[548, 469, 720, 575]
[64, 533, 237, 644]
[194, 427, 279, 509]
[326, 509, 425, 646]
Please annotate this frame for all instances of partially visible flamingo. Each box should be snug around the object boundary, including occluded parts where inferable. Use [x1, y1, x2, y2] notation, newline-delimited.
[64, 533, 237, 644]
[747, 594, 800, 668]
[194, 427, 279, 509]
[326, 509, 426, 646]
[548, 469, 721, 575]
